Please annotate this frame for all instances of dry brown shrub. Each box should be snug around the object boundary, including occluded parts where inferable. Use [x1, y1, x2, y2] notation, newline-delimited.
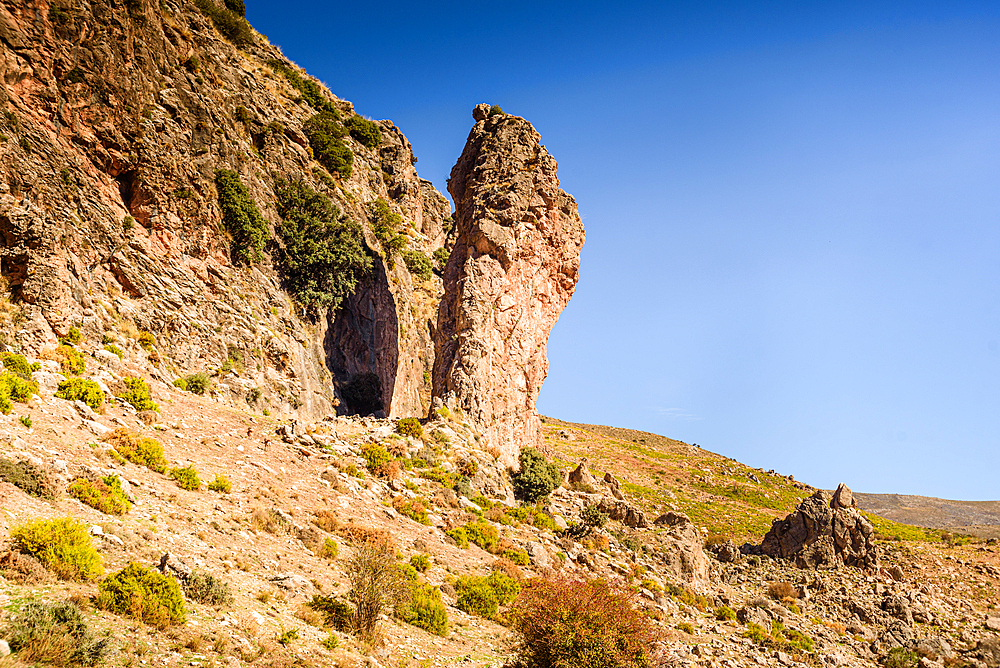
[338, 523, 394, 550]
[768, 581, 798, 600]
[822, 620, 846, 635]
[314, 509, 340, 532]
[485, 506, 507, 523]
[374, 460, 401, 480]
[432, 488, 459, 508]
[0, 550, 54, 584]
[295, 602, 323, 627]
[703, 532, 730, 548]
[491, 558, 524, 582]
[251, 508, 291, 534]
[384, 438, 408, 457]
[346, 537, 409, 641]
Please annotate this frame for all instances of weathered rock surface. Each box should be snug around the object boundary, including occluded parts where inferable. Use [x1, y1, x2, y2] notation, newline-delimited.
[758, 485, 879, 569]
[433, 104, 585, 467]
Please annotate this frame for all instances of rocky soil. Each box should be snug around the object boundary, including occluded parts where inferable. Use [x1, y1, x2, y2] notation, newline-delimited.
[0, 341, 998, 668]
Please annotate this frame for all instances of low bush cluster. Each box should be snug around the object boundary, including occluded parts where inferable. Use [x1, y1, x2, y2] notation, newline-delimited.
[274, 178, 372, 315]
[396, 582, 448, 636]
[118, 376, 158, 412]
[0, 457, 56, 498]
[401, 249, 433, 281]
[55, 377, 104, 409]
[344, 115, 382, 149]
[215, 169, 268, 266]
[1, 351, 39, 378]
[193, 0, 253, 47]
[97, 562, 186, 628]
[69, 475, 131, 515]
[55, 344, 85, 375]
[208, 473, 231, 493]
[455, 571, 520, 619]
[174, 371, 210, 394]
[10, 517, 103, 580]
[369, 198, 406, 260]
[183, 569, 233, 606]
[304, 112, 353, 179]
[266, 59, 338, 114]
[1, 599, 111, 666]
[0, 370, 38, 413]
[392, 496, 430, 524]
[509, 576, 660, 668]
[103, 428, 168, 473]
[346, 538, 410, 640]
[510, 447, 561, 502]
[396, 417, 423, 438]
[170, 465, 201, 490]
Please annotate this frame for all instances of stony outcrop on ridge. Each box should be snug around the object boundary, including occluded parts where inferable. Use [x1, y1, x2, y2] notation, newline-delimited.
[758, 483, 879, 569]
[433, 104, 585, 467]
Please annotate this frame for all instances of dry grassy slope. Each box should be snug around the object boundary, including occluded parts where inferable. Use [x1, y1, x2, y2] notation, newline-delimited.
[540, 417, 817, 542]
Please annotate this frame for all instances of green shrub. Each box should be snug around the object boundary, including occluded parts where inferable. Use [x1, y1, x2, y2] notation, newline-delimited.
[118, 376, 158, 412]
[59, 326, 82, 345]
[177, 371, 210, 395]
[432, 247, 450, 268]
[170, 465, 200, 490]
[56, 377, 104, 409]
[183, 569, 233, 605]
[1, 599, 111, 666]
[97, 562, 186, 628]
[208, 473, 231, 493]
[446, 526, 469, 548]
[104, 343, 124, 359]
[393, 497, 429, 525]
[0, 371, 38, 413]
[0, 457, 56, 498]
[532, 510, 557, 532]
[307, 595, 352, 631]
[409, 554, 430, 572]
[104, 428, 167, 473]
[266, 59, 338, 114]
[369, 198, 405, 257]
[274, 179, 372, 314]
[883, 647, 920, 668]
[456, 572, 520, 619]
[1, 351, 37, 379]
[69, 475, 131, 515]
[344, 115, 382, 149]
[19, 414, 31, 428]
[193, 0, 253, 47]
[223, 0, 245, 15]
[509, 576, 659, 668]
[488, 105, 505, 116]
[215, 169, 268, 266]
[500, 548, 530, 566]
[320, 537, 339, 560]
[56, 344, 85, 375]
[304, 112, 353, 179]
[401, 249, 433, 281]
[581, 504, 608, 529]
[396, 417, 423, 438]
[396, 582, 448, 635]
[137, 330, 156, 351]
[360, 444, 391, 473]
[11, 517, 103, 580]
[342, 373, 382, 415]
[715, 605, 737, 621]
[511, 448, 561, 503]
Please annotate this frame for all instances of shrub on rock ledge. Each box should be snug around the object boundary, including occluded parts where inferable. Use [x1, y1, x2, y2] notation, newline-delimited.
[511, 447, 561, 503]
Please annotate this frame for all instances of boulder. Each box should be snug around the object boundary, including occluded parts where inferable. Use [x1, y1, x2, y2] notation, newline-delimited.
[831, 482, 856, 509]
[759, 486, 878, 569]
[597, 497, 648, 528]
[649, 511, 710, 584]
[568, 460, 597, 488]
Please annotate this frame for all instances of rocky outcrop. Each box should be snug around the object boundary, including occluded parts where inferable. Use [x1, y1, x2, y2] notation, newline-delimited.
[652, 511, 710, 584]
[433, 104, 585, 467]
[758, 485, 879, 569]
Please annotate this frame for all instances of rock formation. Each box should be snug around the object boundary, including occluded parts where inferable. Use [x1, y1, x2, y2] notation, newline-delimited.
[0, 0, 452, 420]
[433, 104, 585, 467]
[757, 484, 879, 569]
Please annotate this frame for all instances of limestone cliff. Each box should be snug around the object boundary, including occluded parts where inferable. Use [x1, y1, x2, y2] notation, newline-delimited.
[0, 0, 447, 418]
[433, 104, 585, 468]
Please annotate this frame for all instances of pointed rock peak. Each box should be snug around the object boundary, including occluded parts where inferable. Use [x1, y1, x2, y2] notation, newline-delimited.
[832, 482, 856, 509]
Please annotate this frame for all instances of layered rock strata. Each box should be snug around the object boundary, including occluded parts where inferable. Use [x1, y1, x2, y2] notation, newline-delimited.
[433, 104, 585, 467]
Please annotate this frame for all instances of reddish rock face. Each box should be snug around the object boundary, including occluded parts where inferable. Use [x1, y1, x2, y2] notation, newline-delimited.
[433, 104, 585, 468]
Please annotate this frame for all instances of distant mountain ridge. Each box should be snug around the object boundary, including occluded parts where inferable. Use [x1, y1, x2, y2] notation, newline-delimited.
[854, 492, 1000, 539]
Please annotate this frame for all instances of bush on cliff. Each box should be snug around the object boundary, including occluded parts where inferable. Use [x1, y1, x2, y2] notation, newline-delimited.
[267, 59, 338, 114]
[194, 0, 253, 47]
[274, 179, 372, 315]
[304, 112, 353, 179]
[56, 378, 104, 410]
[215, 169, 269, 266]
[345, 115, 382, 149]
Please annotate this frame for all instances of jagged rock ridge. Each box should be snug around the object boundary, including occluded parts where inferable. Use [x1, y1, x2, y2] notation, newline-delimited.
[433, 104, 585, 467]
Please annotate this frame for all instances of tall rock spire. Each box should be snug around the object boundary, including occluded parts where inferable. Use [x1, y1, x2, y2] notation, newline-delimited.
[433, 104, 585, 468]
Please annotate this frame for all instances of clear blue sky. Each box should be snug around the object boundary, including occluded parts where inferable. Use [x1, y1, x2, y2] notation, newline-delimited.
[249, 1, 1000, 500]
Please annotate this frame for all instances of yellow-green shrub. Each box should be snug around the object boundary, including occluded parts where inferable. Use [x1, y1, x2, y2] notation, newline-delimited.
[55, 378, 104, 409]
[118, 376, 158, 412]
[103, 429, 167, 473]
[96, 563, 185, 628]
[170, 465, 200, 491]
[10, 517, 103, 580]
[69, 476, 131, 515]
